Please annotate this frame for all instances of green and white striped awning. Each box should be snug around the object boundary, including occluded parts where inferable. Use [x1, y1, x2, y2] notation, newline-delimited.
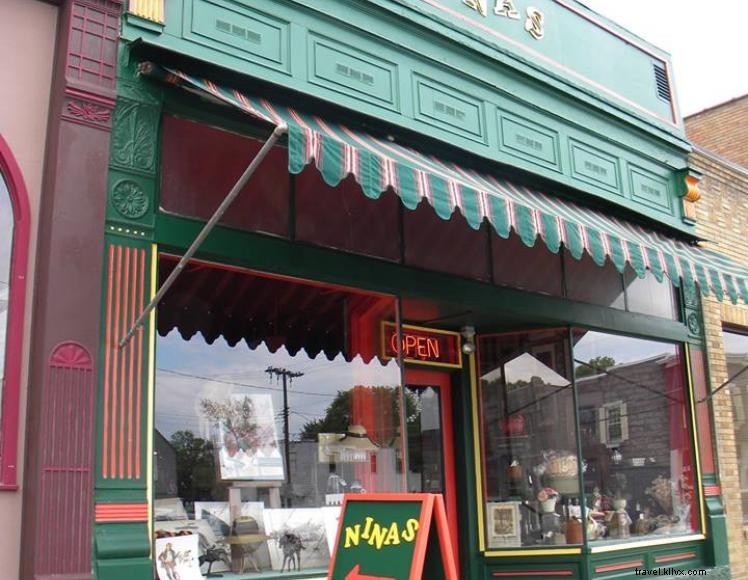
[143, 64, 748, 304]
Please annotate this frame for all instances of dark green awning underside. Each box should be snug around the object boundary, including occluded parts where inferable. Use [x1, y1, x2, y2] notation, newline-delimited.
[142, 63, 748, 305]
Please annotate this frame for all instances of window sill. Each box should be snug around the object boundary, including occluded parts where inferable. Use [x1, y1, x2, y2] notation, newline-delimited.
[0, 483, 19, 492]
[589, 533, 705, 553]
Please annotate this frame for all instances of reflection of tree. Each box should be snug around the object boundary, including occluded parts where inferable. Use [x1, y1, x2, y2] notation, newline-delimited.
[201, 396, 260, 450]
[299, 390, 351, 441]
[576, 356, 616, 378]
[298, 387, 419, 443]
[170, 430, 217, 501]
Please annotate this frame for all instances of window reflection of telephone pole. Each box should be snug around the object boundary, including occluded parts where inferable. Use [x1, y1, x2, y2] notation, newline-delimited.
[265, 366, 304, 505]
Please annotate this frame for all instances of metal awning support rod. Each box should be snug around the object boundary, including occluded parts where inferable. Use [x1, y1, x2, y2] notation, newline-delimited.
[118, 123, 288, 349]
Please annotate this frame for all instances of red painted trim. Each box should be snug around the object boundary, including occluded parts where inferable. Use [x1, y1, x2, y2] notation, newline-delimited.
[119, 246, 130, 479]
[127, 247, 136, 479]
[111, 245, 122, 478]
[409, 493, 435, 580]
[433, 494, 459, 580]
[595, 561, 643, 573]
[493, 571, 574, 577]
[102, 245, 114, 478]
[654, 552, 696, 564]
[0, 135, 31, 490]
[405, 368, 459, 569]
[135, 248, 145, 479]
[94, 502, 148, 522]
[703, 485, 721, 496]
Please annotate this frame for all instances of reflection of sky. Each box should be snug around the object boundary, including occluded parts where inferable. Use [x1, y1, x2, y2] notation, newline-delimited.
[574, 331, 677, 366]
[724, 330, 748, 356]
[485, 352, 570, 386]
[156, 331, 400, 442]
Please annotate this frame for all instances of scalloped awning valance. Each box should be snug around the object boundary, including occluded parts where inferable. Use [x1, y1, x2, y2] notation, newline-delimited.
[143, 63, 748, 305]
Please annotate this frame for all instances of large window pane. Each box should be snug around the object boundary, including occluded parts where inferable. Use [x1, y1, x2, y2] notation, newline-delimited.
[724, 329, 748, 523]
[160, 115, 290, 236]
[478, 330, 582, 547]
[623, 267, 679, 319]
[574, 331, 697, 543]
[564, 251, 624, 309]
[0, 173, 13, 399]
[154, 261, 402, 575]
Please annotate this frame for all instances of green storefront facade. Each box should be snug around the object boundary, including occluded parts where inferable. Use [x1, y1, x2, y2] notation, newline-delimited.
[76, 1, 748, 579]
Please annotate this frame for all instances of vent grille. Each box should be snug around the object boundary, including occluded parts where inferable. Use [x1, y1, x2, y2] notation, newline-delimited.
[653, 63, 671, 102]
[216, 19, 261, 45]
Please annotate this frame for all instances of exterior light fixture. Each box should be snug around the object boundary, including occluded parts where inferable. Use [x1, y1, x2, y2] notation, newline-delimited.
[461, 325, 476, 355]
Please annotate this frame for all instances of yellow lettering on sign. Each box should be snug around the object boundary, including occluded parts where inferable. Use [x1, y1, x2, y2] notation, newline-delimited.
[344, 524, 361, 548]
[362, 516, 374, 540]
[368, 523, 389, 550]
[402, 518, 420, 542]
[341, 517, 421, 549]
[385, 522, 402, 546]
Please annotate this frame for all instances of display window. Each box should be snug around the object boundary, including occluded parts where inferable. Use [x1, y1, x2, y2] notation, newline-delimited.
[478, 329, 698, 549]
[153, 257, 404, 576]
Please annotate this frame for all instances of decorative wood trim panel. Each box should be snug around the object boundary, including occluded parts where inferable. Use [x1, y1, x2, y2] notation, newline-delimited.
[62, 88, 115, 131]
[594, 560, 643, 573]
[36, 342, 95, 575]
[67, 1, 120, 90]
[95, 502, 149, 522]
[308, 33, 400, 111]
[654, 552, 697, 564]
[102, 244, 148, 481]
[185, 0, 291, 75]
[412, 72, 487, 144]
[704, 485, 721, 496]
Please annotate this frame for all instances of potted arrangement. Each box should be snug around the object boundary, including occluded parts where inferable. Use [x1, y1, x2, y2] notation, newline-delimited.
[537, 486, 559, 513]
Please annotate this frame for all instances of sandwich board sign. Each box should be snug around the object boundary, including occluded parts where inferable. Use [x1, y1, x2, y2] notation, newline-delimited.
[327, 493, 458, 580]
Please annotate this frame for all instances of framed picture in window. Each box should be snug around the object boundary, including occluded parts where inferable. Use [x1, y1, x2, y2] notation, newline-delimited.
[486, 501, 522, 548]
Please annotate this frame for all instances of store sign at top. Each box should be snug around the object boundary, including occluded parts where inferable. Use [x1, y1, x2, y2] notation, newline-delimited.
[462, 0, 545, 40]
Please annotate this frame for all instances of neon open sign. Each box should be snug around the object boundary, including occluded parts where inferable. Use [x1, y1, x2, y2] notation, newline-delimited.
[381, 323, 462, 368]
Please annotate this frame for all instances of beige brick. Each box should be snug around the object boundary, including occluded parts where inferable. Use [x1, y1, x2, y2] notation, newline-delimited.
[686, 133, 748, 577]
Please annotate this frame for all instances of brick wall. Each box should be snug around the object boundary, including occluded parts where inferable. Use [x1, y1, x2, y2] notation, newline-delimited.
[686, 95, 748, 167]
[690, 148, 748, 580]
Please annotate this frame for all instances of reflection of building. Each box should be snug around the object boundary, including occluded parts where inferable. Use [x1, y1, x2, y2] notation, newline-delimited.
[686, 96, 748, 579]
[154, 431, 178, 499]
[577, 354, 693, 527]
[9, 2, 748, 579]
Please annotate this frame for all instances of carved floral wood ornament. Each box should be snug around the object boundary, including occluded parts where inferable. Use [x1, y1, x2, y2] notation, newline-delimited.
[463, 0, 545, 39]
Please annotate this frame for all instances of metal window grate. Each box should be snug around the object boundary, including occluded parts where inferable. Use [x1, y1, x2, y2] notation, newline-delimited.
[653, 63, 671, 102]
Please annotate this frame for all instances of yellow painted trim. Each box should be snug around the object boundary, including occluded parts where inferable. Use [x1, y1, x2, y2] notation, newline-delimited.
[685, 346, 707, 535]
[589, 534, 705, 554]
[485, 548, 582, 557]
[380, 321, 463, 369]
[469, 353, 486, 552]
[146, 243, 157, 558]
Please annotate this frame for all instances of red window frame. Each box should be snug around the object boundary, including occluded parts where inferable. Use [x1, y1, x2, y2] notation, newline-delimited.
[0, 135, 31, 490]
